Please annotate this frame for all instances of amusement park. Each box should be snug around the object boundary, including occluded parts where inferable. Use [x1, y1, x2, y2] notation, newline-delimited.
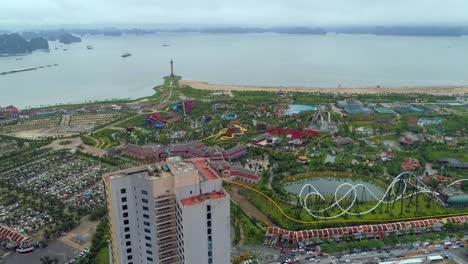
[0, 61, 467, 264]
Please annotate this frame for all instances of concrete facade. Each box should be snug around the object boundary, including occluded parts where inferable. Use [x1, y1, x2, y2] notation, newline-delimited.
[104, 157, 230, 264]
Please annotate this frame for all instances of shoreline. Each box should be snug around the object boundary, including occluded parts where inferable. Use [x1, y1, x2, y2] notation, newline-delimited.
[180, 80, 468, 95]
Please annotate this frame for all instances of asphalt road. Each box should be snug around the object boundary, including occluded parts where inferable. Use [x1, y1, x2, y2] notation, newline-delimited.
[2, 240, 79, 264]
[266, 244, 468, 264]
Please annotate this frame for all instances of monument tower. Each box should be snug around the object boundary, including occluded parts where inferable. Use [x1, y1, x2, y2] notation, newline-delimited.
[170, 59, 174, 77]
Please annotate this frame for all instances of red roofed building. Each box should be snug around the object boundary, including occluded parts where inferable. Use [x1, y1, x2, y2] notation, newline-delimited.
[399, 137, 415, 146]
[264, 215, 468, 247]
[0, 105, 19, 123]
[170, 141, 247, 161]
[401, 158, 421, 171]
[0, 225, 34, 248]
[122, 144, 169, 161]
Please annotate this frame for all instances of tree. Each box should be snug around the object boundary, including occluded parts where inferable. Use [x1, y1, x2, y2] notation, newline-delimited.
[40, 256, 59, 264]
[420, 234, 428, 242]
[438, 231, 447, 241]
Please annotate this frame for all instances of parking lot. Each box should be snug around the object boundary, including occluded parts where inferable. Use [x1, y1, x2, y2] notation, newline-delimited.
[0, 151, 109, 209]
[260, 240, 467, 264]
[2, 240, 79, 264]
[0, 150, 114, 245]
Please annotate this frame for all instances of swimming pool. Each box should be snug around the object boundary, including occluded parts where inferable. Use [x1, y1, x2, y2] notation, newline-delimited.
[286, 104, 317, 115]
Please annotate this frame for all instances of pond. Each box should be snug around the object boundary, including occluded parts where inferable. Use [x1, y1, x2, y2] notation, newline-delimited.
[286, 104, 318, 115]
[284, 177, 386, 202]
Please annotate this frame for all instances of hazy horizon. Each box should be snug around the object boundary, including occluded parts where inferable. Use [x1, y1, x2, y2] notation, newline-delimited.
[3, 24, 468, 33]
[2, 0, 468, 30]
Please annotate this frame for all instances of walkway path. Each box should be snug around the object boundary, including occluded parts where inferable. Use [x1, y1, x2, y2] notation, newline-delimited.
[238, 224, 245, 246]
[229, 186, 276, 227]
[60, 114, 71, 126]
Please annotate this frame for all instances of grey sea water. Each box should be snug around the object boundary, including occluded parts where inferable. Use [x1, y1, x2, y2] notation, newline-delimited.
[1, 33, 468, 108]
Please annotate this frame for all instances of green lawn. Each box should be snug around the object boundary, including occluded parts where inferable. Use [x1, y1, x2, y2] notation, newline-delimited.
[96, 247, 110, 264]
[114, 114, 147, 128]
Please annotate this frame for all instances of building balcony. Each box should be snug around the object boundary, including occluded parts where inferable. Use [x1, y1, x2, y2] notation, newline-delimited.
[159, 251, 178, 263]
[155, 193, 175, 200]
[159, 237, 176, 247]
[159, 244, 177, 259]
[155, 201, 174, 209]
[157, 207, 175, 217]
[158, 230, 175, 239]
[157, 215, 175, 224]
[160, 258, 178, 264]
[157, 222, 176, 232]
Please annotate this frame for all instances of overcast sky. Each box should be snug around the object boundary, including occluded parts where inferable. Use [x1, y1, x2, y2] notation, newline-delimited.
[2, 0, 468, 29]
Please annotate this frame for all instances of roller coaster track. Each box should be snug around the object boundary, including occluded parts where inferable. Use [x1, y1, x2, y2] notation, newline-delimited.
[223, 178, 468, 225]
[447, 179, 468, 187]
[299, 171, 436, 219]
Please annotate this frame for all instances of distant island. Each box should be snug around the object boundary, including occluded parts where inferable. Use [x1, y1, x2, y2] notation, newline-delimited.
[58, 33, 82, 44]
[200, 27, 327, 35]
[0, 33, 49, 55]
[0, 31, 83, 55]
[331, 26, 466, 37]
[59, 25, 468, 37]
[0, 26, 466, 41]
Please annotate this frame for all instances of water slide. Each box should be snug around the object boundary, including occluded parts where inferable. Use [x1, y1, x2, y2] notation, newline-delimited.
[201, 128, 228, 141]
[220, 124, 248, 140]
[144, 113, 167, 128]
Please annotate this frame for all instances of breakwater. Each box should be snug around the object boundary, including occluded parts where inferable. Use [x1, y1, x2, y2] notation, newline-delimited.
[0, 64, 58, 75]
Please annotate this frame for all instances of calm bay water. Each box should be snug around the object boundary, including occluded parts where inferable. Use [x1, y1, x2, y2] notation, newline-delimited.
[1, 33, 468, 108]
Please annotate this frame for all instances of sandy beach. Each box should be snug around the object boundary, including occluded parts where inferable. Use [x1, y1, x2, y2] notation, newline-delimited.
[180, 80, 468, 95]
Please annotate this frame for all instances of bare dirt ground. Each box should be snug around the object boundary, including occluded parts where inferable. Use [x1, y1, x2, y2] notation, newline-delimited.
[8, 128, 76, 139]
[181, 80, 468, 95]
[58, 217, 98, 251]
[46, 137, 83, 151]
[82, 144, 108, 157]
[44, 137, 108, 156]
[228, 186, 276, 227]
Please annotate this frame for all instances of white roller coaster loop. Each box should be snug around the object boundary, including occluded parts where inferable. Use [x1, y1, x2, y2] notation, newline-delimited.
[298, 171, 434, 219]
[447, 179, 468, 187]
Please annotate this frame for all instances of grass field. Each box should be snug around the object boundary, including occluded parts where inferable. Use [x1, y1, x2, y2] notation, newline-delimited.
[114, 113, 147, 128]
[81, 129, 120, 149]
[96, 247, 110, 264]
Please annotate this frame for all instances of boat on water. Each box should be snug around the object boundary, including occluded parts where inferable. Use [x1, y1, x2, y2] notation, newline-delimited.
[162, 44, 170, 47]
[87, 45, 93, 50]
[121, 52, 132, 58]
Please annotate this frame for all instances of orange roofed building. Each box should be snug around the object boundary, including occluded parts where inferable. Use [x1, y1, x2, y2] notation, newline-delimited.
[401, 158, 421, 171]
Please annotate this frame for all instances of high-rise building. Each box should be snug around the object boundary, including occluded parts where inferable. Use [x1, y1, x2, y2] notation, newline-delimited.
[103, 156, 230, 264]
